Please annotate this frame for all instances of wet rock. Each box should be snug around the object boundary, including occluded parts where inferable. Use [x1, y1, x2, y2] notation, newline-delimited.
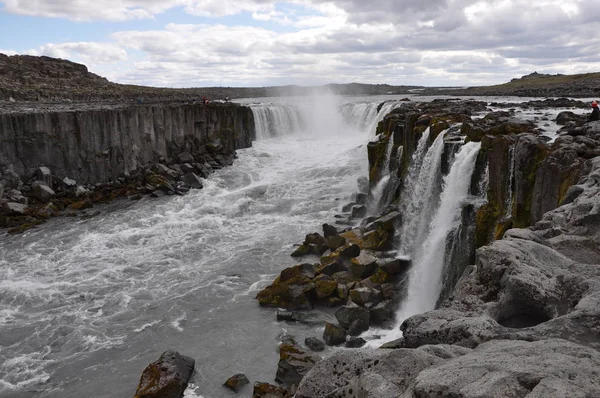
[315, 280, 338, 299]
[223, 373, 250, 393]
[31, 181, 55, 202]
[322, 223, 338, 238]
[556, 111, 583, 125]
[349, 251, 378, 279]
[323, 322, 347, 346]
[75, 185, 89, 197]
[256, 271, 315, 310]
[181, 172, 203, 189]
[377, 257, 411, 275]
[280, 263, 316, 282]
[325, 235, 346, 251]
[351, 205, 367, 218]
[345, 338, 366, 348]
[145, 174, 176, 193]
[335, 303, 370, 335]
[252, 382, 287, 398]
[364, 211, 401, 233]
[134, 350, 195, 398]
[354, 192, 368, 205]
[276, 338, 319, 387]
[305, 337, 325, 352]
[152, 163, 179, 179]
[339, 243, 361, 259]
[369, 300, 395, 325]
[349, 287, 381, 307]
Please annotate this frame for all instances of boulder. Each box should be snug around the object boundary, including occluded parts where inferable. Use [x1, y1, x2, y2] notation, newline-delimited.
[377, 257, 411, 275]
[6, 189, 27, 204]
[256, 273, 315, 310]
[252, 382, 287, 398]
[305, 337, 325, 352]
[345, 338, 366, 348]
[369, 300, 395, 325]
[31, 181, 55, 202]
[177, 152, 196, 164]
[364, 211, 401, 233]
[323, 322, 347, 346]
[62, 177, 77, 188]
[2, 169, 22, 190]
[339, 243, 361, 259]
[280, 263, 315, 282]
[182, 172, 203, 189]
[134, 350, 195, 398]
[0, 201, 26, 215]
[295, 345, 470, 398]
[349, 251, 378, 279]
[276, 338, 319, 387]
[322, 223, 338, 237]
[325, 235, 346, 251]
[34, 166, 53, 188]
[351, 205, 367, 218]
[335, 302, 370, 335]
[223, 373, 250, 393]
[349, 287, 381, 307]
[315, 280, 338, 299]
[413, 339, 600, 398]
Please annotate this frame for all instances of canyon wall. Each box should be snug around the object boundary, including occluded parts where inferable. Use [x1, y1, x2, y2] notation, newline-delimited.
[0, 102, 255, 184]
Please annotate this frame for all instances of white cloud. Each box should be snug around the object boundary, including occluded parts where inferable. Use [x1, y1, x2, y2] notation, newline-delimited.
[1, 0, 599, 86]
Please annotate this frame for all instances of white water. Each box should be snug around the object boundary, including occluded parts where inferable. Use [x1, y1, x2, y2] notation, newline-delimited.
[369, 132, 396, 213]
[397, 128, 442, 256]
[0, 94, 402, 398]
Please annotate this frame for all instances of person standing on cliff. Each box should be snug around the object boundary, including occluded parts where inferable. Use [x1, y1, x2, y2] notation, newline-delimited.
[589, 101, 599, 121]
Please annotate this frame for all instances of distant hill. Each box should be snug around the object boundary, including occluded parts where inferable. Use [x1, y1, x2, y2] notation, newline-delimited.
[432, 71, 600, 98]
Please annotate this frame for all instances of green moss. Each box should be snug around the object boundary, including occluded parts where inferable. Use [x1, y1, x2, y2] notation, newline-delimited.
[475, 204, 500, 248]
[369, 269, 393, 284]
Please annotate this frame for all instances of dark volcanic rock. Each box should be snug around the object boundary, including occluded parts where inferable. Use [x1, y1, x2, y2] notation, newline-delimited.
[134, 350, 195, 398]
[305, 337, 326, 352]
[276, 338, 319, 387]
[323, 322, 347, 346]
[223, 373, 250, 393]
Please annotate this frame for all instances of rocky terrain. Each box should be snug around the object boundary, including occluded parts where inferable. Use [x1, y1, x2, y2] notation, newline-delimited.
[434, 71, 600, 98]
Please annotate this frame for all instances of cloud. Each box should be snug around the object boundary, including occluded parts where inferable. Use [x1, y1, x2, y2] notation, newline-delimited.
[27, 42, 128, 64]
[1, 0, 599, 86]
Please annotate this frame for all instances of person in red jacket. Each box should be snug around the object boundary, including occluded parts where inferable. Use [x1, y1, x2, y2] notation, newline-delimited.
[589, 101, 599, 122]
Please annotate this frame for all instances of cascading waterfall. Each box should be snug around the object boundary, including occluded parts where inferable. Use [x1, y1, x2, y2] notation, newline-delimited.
[504, 146, 515, 217]
[397, 128, 443, 256]
[397, 141, 481, 319]
[251, 104, 304, 140]
[250, 98, 405, 140]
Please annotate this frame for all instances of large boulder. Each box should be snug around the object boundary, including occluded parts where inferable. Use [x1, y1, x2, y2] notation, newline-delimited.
[134, 350, 195, 398]
[34, 166, 53, 188]
[335, 303, 370, 335]
[295, 345, 469, 398]
[31, 181, 55, 202]
[323, 322, 347, 346]
[275, 338, 320, 387]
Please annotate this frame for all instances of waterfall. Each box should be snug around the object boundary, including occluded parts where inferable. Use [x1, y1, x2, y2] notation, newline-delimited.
[250, 99, 405, 140]
[251, 104, 304, 140]
[397, 141, 481, 318]
[397, 128, 443, 256]
[504, 146, 515, 217]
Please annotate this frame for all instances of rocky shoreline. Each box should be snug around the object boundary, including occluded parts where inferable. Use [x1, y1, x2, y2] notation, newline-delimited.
[0, 101, 255, 234]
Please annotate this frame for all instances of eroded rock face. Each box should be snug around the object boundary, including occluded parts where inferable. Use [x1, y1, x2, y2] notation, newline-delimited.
[134, 350, 195, 398]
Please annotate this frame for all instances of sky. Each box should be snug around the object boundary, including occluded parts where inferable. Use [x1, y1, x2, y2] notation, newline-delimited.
[0, 0, 598, 88]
